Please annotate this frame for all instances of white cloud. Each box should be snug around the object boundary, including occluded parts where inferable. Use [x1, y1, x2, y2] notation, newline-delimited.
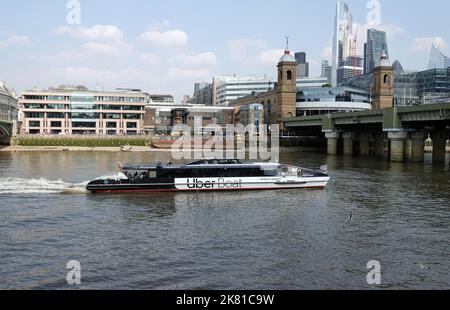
[254, 49, 284, 65]
[147, 20, 170, 31]
[0, 35, 31, 49]
[228, 38, 287, 73]
[54, 25, 124, 42]
[139, 53, 160, 65]
[53, 24, 132, 62]
[52, 66, 157, 89]
[228, 38, 267, 63]
[139, 29, 188, 47]
[171, 52, 217, 68]
[80, 42, 133, 58]
[410, 37, 446, 54]
[166, 67, 210, 81]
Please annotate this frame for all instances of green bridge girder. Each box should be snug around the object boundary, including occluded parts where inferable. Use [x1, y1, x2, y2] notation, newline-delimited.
[283, 102, 450, 132]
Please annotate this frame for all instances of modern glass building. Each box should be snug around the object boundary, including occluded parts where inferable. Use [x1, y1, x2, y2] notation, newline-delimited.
[339, 67, 450, 106]
[337, 56, 363, 83]
[428, 42, 450, 70]
[296, 86, 371, 116]
[214, 76, 275, 106]
[20, 87, 146, 135]
[146, 94, 175, 105]
[332, 1, 358, 86]
[295, 52, 309, 78]
[364, 29, 389, 74]
[321, 60, 333, 83]
[416, 68, 450, 96]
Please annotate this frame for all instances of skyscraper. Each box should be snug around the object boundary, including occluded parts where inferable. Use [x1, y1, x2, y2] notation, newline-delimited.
[295, 52, 309, 78]
[321, 59, 332, 83]
[428, 42, 450, 70]
[332, 0, 358, 85]
[364, 29, 389, 74]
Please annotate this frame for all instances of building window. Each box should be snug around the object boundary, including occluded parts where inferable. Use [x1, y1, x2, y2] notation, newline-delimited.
[384, 74, 390, 84]
[29, 121, 40, 127]
[286, 70, 293, 81]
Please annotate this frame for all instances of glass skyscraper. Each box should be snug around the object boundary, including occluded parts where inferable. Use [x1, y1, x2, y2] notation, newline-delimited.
[428, 42, 450, 70]
[364, 29, 389, 74]
[295, 52, 309, 78]
[332, 1, 357, 86]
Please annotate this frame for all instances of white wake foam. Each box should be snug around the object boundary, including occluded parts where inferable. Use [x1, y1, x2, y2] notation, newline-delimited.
[0, 177, 89, 194]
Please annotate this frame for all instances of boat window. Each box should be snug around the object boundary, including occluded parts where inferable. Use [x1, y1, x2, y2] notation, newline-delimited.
[263, 169, 277, 177]
[149, 170, 157, 178]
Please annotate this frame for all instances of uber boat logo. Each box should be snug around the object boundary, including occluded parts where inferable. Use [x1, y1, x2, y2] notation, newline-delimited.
[366, 260, 381, 285]
[177, 178, 243, 190]
[66, 260, 81, 285]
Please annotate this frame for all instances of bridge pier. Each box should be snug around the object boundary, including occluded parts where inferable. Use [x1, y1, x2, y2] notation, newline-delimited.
[404, 138, 412, 161]
[432, 131, 447, 163]
[325, 132, 339, 155]
[359, 133, 370, 156]
[342, 132, 354, 156]
[374, 132, 386, 157]
[410, 132, 425, 162]
[388, 131, 407, 162]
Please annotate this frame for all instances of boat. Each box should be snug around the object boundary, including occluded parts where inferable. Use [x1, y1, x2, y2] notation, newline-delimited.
[86, 159, 330, 193]
[151, 139, 177, 149]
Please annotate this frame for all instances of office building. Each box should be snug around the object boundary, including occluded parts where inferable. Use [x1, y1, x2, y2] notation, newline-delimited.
[297, 77, 329, 88]
[296, 86, 371, 116]
[192, 83, 214, 106]
[364, 29, 389, 74]
[143, 103, 234, 133]
[332, 0, 359, 86]
[20, 86, 146, 135]
[321, 60, 333, 83]
[428, 42, 450, 70]
[337, 56, 363, 82]
[295, 52, 309, 78]
[146, 94, 175, 105]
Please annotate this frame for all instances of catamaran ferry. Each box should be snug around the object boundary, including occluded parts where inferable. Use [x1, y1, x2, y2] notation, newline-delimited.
[86, 159, 330, 193]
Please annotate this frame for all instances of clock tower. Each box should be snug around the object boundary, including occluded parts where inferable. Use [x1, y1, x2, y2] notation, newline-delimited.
[274, 38, 297, 122]
[372, 51, 394, 109]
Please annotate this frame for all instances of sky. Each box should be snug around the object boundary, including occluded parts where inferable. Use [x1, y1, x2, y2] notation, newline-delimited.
[0, 0, 449, 101]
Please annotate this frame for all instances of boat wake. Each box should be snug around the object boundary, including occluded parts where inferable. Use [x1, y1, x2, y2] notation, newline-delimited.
[0, 177, 89, 195]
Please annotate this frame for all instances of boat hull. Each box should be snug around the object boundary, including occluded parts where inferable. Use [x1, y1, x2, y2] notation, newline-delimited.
[87, 176, 330, 193]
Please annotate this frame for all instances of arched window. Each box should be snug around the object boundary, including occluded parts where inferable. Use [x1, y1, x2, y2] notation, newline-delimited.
[384, 74, 390, 84]
[286, 70, 293, 80]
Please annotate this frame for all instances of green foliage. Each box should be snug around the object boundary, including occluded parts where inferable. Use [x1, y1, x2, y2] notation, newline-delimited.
[17, 135, 149, 147]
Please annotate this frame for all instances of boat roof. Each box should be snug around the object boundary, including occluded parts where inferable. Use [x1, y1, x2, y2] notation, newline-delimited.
[122, 159, 282, 171]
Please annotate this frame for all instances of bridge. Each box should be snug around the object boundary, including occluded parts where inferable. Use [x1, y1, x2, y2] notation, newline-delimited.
[0, 84, 17, 145]
[283, 103, 450, 162]
[0, 114, 14, 145]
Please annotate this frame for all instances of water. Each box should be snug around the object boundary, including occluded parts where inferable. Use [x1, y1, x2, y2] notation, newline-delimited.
[0, 151, 449, 289]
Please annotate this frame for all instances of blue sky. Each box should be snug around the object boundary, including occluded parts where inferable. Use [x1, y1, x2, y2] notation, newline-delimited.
[0, 0, 449, 100]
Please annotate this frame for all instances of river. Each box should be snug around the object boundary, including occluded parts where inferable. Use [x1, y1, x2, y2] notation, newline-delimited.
[0, 151, 449, 289]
